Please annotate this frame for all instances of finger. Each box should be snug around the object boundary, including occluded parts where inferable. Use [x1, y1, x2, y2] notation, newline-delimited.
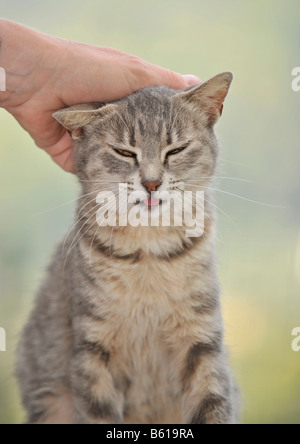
[183, 74, 201, 86]
[42, 131, 74, 173]
[143, 62, 200, 90]
[158, 69, 201, 89]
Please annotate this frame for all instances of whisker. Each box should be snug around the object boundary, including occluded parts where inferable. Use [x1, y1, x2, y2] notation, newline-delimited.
[109, 196, 128, 257]
[206, 198, 241, 233]
[183, 177, 253, 183]
[65, 186, 122, 249]
[174, 188, 212, 225]
[179, 182, 283, 208]
[34, 189, 100, 216]
[36, 183, 121, 218]
[204, 186, 284, 208]
[174, 188, 224, 244]
[218, 158, 249, 168]
[89, 223, 101, 267]
[88, 195, 125, 265]
[65, 212, 100, 270]
[78, 180, 124, 184]
[62, 198, 100, 255]
[63, 201, 103, 267]
[64, 204, 106, 270]
[181, 193, 207, 213]
[95, 193, 121, 225]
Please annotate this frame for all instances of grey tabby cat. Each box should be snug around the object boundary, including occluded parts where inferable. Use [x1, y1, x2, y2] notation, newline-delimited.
[16, 72, 239, 424]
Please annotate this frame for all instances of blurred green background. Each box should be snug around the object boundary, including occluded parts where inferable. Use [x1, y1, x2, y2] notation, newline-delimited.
[0, 0, 299, 424]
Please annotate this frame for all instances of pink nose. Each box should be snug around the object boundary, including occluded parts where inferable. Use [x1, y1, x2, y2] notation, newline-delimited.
[142, 181, 161, 193]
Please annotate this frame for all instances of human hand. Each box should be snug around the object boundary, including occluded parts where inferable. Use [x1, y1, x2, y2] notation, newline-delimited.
[0, 20, 200, 172]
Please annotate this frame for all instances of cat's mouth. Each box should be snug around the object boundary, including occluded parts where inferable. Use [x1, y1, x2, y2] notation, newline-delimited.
[135, 198, 163, 207]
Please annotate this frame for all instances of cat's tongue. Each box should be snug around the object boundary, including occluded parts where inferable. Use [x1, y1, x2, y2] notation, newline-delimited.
[144, 197, 160, 207]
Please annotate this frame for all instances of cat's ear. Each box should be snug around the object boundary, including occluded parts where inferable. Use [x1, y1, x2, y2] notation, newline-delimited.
[176, 72, 233, 125]
[53, 104, 117, 140]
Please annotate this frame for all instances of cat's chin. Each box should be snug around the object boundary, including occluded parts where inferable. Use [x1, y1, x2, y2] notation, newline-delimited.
[93, 223, 206, 263]
[95, 224, 201, 255]
[136, 198, 163, 207]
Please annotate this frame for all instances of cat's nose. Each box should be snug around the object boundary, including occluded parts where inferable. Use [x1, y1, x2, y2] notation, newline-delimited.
[142, 181, 161, 193]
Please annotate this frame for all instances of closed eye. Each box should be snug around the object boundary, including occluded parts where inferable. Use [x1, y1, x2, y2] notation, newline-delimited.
[113, 148, 137, 158]
[166, 145, 189, 157]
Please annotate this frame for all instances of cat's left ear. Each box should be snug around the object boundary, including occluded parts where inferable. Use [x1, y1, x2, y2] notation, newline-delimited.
[175, 72, 233, 125]
[53, 103, 117, 140]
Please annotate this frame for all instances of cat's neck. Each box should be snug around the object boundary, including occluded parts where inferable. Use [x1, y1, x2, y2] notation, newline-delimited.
[78, 220, 215, 265]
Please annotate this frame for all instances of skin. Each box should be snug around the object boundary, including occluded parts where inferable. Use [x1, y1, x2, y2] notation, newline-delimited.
[0, 19, 200, 172]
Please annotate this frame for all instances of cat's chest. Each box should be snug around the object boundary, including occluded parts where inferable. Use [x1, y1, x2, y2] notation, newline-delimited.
[81, 256, 198, 407]
[99, 257, 188, 318]
[85, 256, 192, 349]
[105, 263, 181, 406]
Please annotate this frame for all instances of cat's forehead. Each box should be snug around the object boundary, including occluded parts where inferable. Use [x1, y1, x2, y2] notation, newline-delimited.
[120, 87, 175, 120]
[86, 85, 206, 153]
[110, 86, 197, 148]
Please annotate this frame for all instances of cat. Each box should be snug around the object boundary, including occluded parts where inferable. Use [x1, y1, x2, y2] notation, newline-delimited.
[16, 72, 239, 424]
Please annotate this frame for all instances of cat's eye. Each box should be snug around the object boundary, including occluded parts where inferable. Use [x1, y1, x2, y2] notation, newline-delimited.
[166, 145, 189, 157]
[113, 148, 137, 158]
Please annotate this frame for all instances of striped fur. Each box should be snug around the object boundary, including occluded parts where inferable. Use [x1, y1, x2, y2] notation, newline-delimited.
[16, 73, 239, 424]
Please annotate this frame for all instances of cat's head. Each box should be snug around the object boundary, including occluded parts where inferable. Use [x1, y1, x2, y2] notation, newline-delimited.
[53, 72, 232, 232]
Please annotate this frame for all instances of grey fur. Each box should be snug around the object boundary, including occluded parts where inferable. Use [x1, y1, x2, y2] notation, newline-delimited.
[16, 72, 239, 424]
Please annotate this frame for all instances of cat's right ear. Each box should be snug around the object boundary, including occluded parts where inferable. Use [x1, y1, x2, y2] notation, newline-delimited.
[53, 104, 117, 140]
[174, 72, 233, 126]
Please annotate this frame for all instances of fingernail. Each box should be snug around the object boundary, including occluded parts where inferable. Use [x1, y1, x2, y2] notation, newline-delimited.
[183, 74, 201, 85]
